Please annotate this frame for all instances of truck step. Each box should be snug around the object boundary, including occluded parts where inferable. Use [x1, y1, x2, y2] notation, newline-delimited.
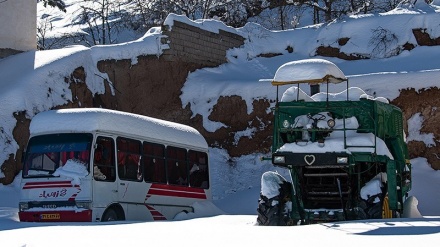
[304, 173, 348, 177]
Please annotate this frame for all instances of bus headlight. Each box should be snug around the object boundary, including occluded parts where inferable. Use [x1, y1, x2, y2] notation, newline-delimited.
[19, 202, 29, 211]
[282, 120, 290, 128]
[76, 201, 91, 209]
[273, 156, 286, 164]
[337, 157, 348, 164]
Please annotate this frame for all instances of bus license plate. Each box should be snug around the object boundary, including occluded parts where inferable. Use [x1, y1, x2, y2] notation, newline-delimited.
[41, 213, 60, 220]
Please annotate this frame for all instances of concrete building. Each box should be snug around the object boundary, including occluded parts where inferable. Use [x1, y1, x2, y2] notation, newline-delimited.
[0, 0, 37, 58]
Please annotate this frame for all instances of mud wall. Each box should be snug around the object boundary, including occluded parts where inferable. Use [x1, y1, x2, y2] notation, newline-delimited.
[392, 87, 440, 170]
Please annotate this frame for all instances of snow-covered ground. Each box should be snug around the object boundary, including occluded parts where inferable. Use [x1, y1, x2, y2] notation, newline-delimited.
[0, 157, 439, 246]
[1, 1, 440, 246]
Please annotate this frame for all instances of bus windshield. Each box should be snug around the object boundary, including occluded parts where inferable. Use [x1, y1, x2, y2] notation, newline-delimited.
[23, 133, 93, 178]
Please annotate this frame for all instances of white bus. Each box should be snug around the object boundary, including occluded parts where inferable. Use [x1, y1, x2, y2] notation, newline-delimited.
[19, 108, 211, 222]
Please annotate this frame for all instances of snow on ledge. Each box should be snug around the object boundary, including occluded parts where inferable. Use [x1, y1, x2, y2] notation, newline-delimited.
[163, 13, 242, 36]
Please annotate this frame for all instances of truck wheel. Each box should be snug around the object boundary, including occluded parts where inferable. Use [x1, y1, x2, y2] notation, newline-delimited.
[382, 194, 395, 218]
[257, 195, 286, 226]
[365, 193, 396, 219]
[257, 181, 291, 226]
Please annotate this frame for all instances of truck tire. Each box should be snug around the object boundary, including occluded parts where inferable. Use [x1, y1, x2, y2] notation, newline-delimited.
[257, 195, 285, 226]
[364, 193, 397, 219]
[381, 193, 397, 218]
[257, 181, 291, 226]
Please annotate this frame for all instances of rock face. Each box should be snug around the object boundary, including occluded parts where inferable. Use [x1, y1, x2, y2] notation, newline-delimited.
[1, 22, 440, 185]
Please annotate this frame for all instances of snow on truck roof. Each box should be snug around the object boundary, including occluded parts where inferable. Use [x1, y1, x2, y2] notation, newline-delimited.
[30, 108, 208, 150]
[270, 59, 347, 86]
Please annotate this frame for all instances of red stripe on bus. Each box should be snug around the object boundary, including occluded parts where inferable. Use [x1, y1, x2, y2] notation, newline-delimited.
[23, 181, 79, 190]
[68, 188, 82, 201]
[153, 216, 167, 221]
[145, 205, 167, 220]
[147, 184, 207, 199]
[148, 209, 162, 217]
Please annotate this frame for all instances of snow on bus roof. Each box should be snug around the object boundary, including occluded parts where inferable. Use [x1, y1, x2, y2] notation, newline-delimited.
[271, 59, 347, 86]
[29, 108, 208, 150]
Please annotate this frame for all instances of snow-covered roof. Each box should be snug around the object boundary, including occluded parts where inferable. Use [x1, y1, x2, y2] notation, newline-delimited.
[271, 59, 347, 86]
[29, 108, 208, 150]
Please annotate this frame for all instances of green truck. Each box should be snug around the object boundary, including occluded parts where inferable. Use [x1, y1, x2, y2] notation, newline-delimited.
[257, 59, 412, 225]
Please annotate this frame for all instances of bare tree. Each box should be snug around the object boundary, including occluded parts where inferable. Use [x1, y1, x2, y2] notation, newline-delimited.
[75, 0, 126, 45]
[369, 26, 399, 58]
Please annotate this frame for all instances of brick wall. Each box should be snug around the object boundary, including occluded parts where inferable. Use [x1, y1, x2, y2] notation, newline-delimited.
[161, 20, 245, 67]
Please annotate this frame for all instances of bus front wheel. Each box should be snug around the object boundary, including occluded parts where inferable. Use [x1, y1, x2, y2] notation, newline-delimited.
[102, 208, 119, 221]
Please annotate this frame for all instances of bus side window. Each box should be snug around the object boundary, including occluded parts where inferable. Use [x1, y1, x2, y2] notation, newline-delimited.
[143, 142, 166, 184]
[117, 137, 142, 182]
[94, 137, 116, 182]
[166, 146, 188, 186]
[125, 154, 141, 180]
[188, 150, 209, 189]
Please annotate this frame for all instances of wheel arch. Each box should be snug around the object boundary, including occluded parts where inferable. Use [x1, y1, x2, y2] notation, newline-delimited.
[102, 203, 125, 221]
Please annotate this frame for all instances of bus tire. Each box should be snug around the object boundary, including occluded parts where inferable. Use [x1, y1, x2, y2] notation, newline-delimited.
[102, 208, 120, 221]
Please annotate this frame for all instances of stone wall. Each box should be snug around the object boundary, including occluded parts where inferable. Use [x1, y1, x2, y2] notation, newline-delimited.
[161, 20, 245, 67]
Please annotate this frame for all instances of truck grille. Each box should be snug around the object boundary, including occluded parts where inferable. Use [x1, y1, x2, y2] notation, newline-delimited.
[301, 165, 350, 209]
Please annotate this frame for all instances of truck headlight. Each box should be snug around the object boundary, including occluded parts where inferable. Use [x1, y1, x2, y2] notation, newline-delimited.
[273, 156, 285, 164]
[327, 119, 335, 128]
[282, 120, 290, 128]
[337, 157, 348, 164]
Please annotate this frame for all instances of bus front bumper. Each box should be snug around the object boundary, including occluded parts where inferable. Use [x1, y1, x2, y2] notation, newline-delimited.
[19, 209, 92, 222]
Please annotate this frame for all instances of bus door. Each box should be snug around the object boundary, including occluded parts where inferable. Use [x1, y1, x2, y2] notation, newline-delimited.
[116, 138, 146, 207]
[92, 136, 118, 208]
